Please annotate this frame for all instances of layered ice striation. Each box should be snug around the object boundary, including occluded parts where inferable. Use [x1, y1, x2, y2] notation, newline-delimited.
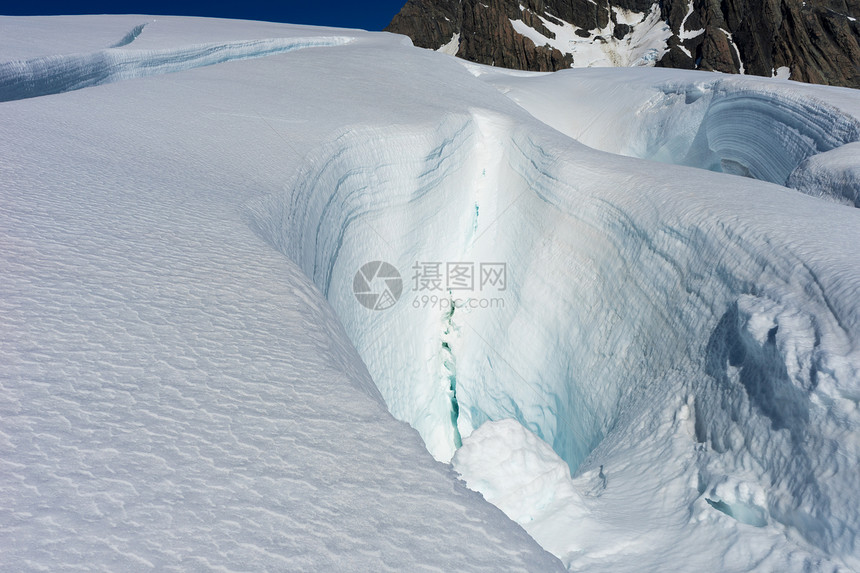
[247, 115, 494, 462]
[657, 84, 860, 185]
[248, 103, 860, 568]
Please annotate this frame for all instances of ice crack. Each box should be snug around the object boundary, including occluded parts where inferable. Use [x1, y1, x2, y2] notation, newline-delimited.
[0, 35, 352, 102]
[110, 23, 147, 48]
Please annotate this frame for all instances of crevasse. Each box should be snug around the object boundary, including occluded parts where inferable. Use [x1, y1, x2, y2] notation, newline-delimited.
[480, 68, 860, 204]
[246, 108, 860, 566]
[0, 35, 351, 102]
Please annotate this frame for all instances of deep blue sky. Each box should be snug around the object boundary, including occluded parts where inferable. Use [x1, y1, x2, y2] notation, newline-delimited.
[2, 1, 408, 31]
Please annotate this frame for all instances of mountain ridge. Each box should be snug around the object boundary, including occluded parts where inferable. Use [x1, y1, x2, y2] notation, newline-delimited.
[386, 0, 860, 87]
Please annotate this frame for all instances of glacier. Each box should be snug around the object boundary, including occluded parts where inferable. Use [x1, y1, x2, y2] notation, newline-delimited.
[2, 14, 860, 572]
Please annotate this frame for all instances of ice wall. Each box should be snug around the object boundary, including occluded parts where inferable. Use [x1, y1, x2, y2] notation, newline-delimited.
[247, 108, 860, 568]
[666, 85, 860, 185]
[479, 67, 860, 205]
[247, 116, 484, 462]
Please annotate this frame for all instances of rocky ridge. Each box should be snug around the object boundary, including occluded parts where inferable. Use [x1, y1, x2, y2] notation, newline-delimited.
[386, 0, 860, 88]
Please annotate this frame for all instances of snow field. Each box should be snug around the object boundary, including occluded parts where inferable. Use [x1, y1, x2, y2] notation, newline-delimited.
[0, 16, 566, 571]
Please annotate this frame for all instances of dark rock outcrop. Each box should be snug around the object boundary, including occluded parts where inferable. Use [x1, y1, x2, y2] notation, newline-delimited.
[388, 0, 573, 71]
[385, 0, 860, 88]
[657, 0, 860, 87]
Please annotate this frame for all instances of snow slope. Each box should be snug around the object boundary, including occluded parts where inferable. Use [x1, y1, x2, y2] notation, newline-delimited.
[2, 14, 860, 572]
[0, 16, 563, 571]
